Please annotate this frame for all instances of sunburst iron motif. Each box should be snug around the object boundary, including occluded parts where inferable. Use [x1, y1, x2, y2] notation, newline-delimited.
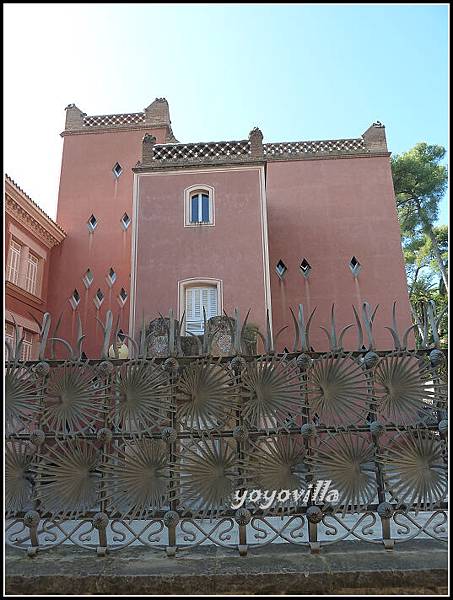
[42, 363, 108, 433]
[176, 360, 235, 431]
[5, 365, 43, 434]
[309, 433, 376, 514]
[34, 439, 100, 518]
[110, 361, 172, 432]
[101, 438, 169, 518]
[379, 430, 447, 511]
[174, 439, 238, 517]
[374, 354, 439, 425]
[241, 357, 302, 430]
[244, 435, 306, 492]
[305, 354, 369, 426]
[6, 440, 34, 516]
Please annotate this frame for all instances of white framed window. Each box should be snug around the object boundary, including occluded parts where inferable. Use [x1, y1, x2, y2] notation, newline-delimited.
[349, 256, 362, 277]
[7, 240, 22, 285]
[118, 288, 128, 307]
[107, 267, 117, 287]
[184, 185, 215, 227]
[69, 289, 81, 310]
[94, 289, 104, 309]
[190, 192, 210, 224]
[25, 253, 39, 295]
[5, 322, 16, 360]
[87, 214, 98, 233]
[83, 269, 94, 288]
[121, 213, 131, 230]
[112, 162, 123, 178]
[185, 286, 218, 335]
[21, 330, 34, 361]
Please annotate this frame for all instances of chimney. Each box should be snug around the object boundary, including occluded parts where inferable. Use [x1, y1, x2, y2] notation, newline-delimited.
[65, 104, 85, 130]
[144, 98, 171, 127]
[249, 127, 264, 158]
[362, 122, 388, 152]
[142, 134, 157, 164]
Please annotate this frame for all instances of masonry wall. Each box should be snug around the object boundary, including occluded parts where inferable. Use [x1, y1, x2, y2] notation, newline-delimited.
[132, 166, 269, 340]
[46, 110, 412, 356]
[47, 127, 167, 357]
[266, 155, 413, 351]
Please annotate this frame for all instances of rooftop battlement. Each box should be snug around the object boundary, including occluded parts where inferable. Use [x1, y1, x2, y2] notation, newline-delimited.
[135, 121, 388, 170]
[62, 98, 178, 141]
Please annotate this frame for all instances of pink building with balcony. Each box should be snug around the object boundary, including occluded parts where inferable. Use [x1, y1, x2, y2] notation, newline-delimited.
[43, 98, 412, 357]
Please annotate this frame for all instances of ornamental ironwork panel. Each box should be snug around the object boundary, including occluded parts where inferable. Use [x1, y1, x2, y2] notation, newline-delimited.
[4, 301, 448, 556]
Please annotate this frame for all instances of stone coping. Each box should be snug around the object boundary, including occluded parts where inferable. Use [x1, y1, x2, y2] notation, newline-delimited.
[6, 540, 447, 595]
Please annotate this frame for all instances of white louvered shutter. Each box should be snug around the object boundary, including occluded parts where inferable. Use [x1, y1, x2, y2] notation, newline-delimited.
[21, 330, 34, 361]
[5, 322, 16, 360]
[7, 241, 21, 285]
[207, 287, 218, 319]
[185, 286, 218, 334]
[25, 254, 38, 294]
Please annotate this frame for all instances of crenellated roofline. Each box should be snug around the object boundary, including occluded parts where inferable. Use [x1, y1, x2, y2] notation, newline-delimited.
[134, 122, 389, 171]
[61, 98, 179, 142]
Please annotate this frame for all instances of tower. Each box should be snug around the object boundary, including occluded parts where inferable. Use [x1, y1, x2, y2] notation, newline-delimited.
[47, 99, 177, 356]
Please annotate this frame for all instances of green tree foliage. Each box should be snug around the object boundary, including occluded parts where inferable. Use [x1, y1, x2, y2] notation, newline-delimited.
[405, 228, 448, 346]
[392, 144, 448, 347]
[392, 143, 448, 293]
[404, 225, 448, 293]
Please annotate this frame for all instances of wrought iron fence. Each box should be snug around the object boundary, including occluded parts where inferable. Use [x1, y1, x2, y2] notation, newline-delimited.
[5, 301, 448, 557]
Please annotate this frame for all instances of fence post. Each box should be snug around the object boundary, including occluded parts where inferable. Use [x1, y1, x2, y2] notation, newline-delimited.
[24, 510, 40, 557]
[164, 511, 179, 557]
[235, 509, 251, 556]
[231, 355, 248, 556]
[377, 502, 394, 550]
[164, 357, 179, 557]
[365, 350, 394, 551]
[96, 360, 114, 556]
[307, 506, 322, 554]
[93, 512, 109, 556]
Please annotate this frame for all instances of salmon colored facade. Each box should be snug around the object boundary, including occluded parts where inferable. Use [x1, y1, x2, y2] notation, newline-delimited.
[266, 155, 412, 350]
[5, 175, 66, 360]
[46, 100, 177, 357]
[132, 166, 270, 338]
[37, 98, 412, 357]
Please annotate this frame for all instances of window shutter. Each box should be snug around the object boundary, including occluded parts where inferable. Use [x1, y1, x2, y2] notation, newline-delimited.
[185, 286, 218, 334]
[207, 287, 218, 319]
[8, 241, 21, 285]
[186, 287, 202, 334]
[25, 254, 38, 294]
[5, 323, 16, 360]
[21, 330, 34, 361]
[185, 287, 194, 332]
[193, 289, 202, 322]
[201, 288, 208, 318]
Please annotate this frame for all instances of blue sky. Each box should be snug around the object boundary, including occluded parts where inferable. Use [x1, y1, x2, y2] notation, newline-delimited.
[4, 3, 448, 223]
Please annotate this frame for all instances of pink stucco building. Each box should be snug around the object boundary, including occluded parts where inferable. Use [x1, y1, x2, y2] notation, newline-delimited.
[5, 175, 66, 360]
[44, 98, 412, 356]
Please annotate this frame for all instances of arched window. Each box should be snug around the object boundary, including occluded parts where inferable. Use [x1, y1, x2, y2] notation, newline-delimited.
[184, 185, 215, 226]
[178, 278, 222, 335]
[185, 285, 218, 334]
[190, 191, 210, 224]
